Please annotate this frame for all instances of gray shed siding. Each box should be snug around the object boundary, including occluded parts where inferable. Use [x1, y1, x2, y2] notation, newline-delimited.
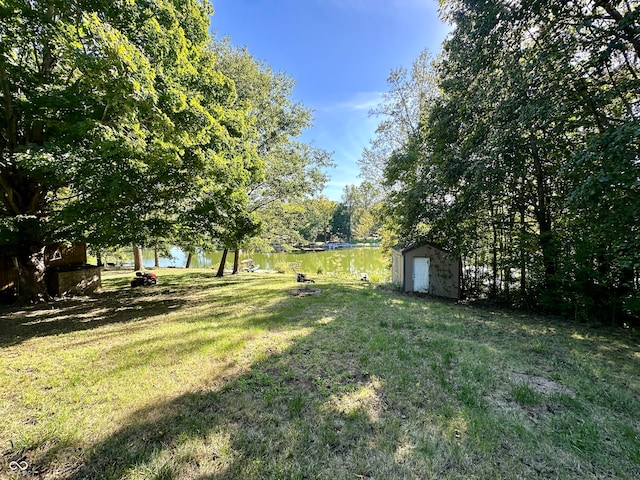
[392, 243, 460, 299]
[391, 248, 404, 288]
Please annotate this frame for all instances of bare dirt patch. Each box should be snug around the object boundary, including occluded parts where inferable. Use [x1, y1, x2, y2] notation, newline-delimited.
[509, 372, 575, 397]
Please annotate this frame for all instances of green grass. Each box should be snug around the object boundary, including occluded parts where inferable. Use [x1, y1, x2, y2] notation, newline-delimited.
[1, 269, 639, 479]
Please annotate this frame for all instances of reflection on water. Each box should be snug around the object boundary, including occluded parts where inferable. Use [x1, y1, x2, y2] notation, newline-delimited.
[143, 247, 388, 278]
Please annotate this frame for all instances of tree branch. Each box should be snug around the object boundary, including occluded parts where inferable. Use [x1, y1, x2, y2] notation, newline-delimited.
[595, 0, 640, 59]
[0, 61, 17, 150]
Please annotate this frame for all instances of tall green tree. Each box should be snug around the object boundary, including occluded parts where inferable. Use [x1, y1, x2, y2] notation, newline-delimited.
[299, 196, 337, 243]
[0, 0, 251, 300]
[359, 48, 438, 191]
[386, 0, 639, 319]
[335, 183, 384, 242]
[209, 38, 332, 267]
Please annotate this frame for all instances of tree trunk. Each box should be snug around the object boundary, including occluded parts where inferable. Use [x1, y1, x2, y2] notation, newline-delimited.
[520, 202, 527, 300]
[154, 247, 160, 268]
[232, 249, 240, 274]
[185, 252, 192, 269]
[133, 245, 144, 271]
[531, 141, 557, 284]
[459, 258, 466, 299]
[16, 246, 50, 303]
[490, 204, 498, 298]
[216, 248, 229, 277]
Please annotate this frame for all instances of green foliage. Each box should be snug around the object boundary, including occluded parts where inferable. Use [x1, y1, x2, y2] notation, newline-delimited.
[331, 202, 351, 241]
[376, 0, 640, 322]
[333, 182, 384, 242]
[1, 1, 255, 292]
[1, 0, 338, 293]
[298, 196, 337, 243]
[359, 48, 438, 191]
[209, 39, 332, 253]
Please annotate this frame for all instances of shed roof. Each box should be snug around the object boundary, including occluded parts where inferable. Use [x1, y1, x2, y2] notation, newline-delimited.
[392, 241, 451, 255]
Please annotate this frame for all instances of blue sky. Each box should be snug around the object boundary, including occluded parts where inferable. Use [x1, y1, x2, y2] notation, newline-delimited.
[210, 0, 450, 201]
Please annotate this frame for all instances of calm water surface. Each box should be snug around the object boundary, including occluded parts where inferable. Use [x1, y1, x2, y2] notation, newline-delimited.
[143, 247, 388, 279]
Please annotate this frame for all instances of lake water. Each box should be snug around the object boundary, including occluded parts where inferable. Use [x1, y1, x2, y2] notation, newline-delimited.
[143, 247, 389, 280]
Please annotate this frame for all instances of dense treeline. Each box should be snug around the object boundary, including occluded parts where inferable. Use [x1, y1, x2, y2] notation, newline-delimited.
[378, 0, 639, 323]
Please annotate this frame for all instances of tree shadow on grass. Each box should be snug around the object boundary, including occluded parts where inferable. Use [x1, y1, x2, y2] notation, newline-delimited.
[0, 282, 398, 478]
[5, 279, 640, 479]
[0, 271, 245, 348]
[59, 285, 423, 480]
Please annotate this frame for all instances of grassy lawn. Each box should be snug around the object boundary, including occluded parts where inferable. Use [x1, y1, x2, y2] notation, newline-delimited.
[1, 269, 639, 479]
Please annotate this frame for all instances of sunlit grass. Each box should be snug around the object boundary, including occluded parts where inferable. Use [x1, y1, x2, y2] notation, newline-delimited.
[1, 269, 639, 479]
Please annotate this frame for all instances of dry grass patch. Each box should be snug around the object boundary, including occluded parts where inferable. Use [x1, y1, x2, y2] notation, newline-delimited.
[508, 372, 576, 397]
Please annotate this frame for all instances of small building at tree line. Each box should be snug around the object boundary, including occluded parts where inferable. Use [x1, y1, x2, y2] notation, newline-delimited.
[391, 243, 461, 299]
[0, 243, 101, 301]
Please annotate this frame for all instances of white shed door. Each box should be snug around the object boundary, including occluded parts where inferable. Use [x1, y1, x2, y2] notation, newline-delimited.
[413, 257, 430, 293]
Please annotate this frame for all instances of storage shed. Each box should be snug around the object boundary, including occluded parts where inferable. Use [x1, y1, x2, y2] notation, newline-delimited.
[391, 243, 461, 299]
[0, 243, 101, 299]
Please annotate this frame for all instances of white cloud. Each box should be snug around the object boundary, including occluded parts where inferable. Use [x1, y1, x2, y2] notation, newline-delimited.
[318, 91, 384, 113]
[301, 91, 385, 199]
